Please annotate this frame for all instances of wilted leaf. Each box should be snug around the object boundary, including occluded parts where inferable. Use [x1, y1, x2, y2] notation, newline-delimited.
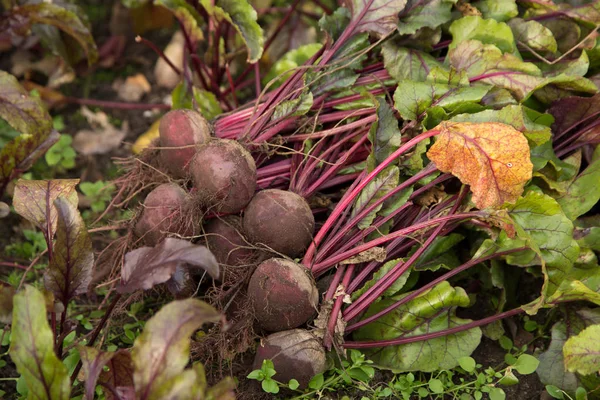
[6, 3, 98, 65]
[113, 74, 151, 102]
[347, 0, 408, 37]
[79, 347, 133, 400]
[427, 121, 533, 209]
[396, 0, 455, 36]
[45, 197, 93, 306]
[73, 107, 128, 155]
[131, 298, 221, 399]
[382, 41, 443, 83]
[9, 286, 71, 400]
[99, 351, 135, 400]
[340, 247, 387, 264]
[0, 71, 55, 187]
[449, 16, 515, 53]
[118, 238, 219, 294]
[508, 18, 557, 53]
[132, 119, 161, 155]
[564, 325, 600, 375]
[13, 179, 79, 241]
[0, 285, 15, 324]
[353, 281, 482, 371]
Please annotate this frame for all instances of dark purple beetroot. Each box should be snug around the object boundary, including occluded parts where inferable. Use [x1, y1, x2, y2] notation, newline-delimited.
[253, 329, 326, 388]
[204, 216, 254, 266]
[134, 183, 193, 245]
[243, 189, 314, 257]
[190, 139, 256, 213]
[159, 109, 211, 178]
[248, 258, 318, 332]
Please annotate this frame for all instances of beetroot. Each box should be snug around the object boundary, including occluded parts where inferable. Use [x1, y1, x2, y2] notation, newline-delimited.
[243, 189, 314, 257]
[159, 109, 211, 178]
[253, 329, 326, 388]
[204, 216, 254, 266]
[248, 258, 318, 332]
[190, 139, 256, 213]
[134, 183, 193, 245]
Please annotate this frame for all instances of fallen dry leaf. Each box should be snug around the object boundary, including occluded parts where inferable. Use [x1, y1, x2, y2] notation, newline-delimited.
[73, 107, 128, 155]
[21, 81, 66, 109]
[113, 73, 151, 102]
[340, 246, 386, 264]
[154, 30, 184, 89]
[427, 121, 533, 209]
[132, 118, 161, 154]
[11, 50, 75, 88]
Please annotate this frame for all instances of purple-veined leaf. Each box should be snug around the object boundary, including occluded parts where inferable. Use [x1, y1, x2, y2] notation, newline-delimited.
[537, 309, 600, 394]
[346, 0, 408, 37]
[508, 18, 557, 54]
[118, 238, 219, 294]
[353, 281, 482, 371]
[13, 179, 79, 244]
[0, 72, 56, 193]
[131, 298, 222, 399]
[4, 3, 98, 64]
[352, 166, 399, 229]
[549, 93, 600, 147]
[9, 285, 71, 400]
[79, 346, 134, 400]
[449, 15, 516, 54]
[45, 197, 93, 306]
[563, 325, 600, 375]
[382, 41, 443, 82]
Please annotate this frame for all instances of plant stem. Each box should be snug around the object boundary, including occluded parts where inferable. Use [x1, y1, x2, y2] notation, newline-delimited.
[345, 247, 528, 332]
[343, 307, 525, 348]
[135, 35, 181, 76]
[70, 293, 122, 383]
[303, 130, 440, 266]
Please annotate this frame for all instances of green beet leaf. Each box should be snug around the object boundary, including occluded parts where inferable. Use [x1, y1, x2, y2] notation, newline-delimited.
[264, 43, 323, 88]
[537, 309, 600, 395]
[396, 0, 456, 36]
[353, 281, 482, 372]
[547, 265, 600, 306]
[9, 286, 71, 400]
[382, 41, 444, 83]
[0, 72, 57, 192]
[132, 298, 223, 399]
[214, 0, 264, 63]
[564, 325, 600, 375]
[412, 233, 464, 272]
[13, 179, 79, 243]
[449, 16, 515, 53]
[351, 258, 411, 301]
[508, 18, 557, 53]
[171, 82, 223, 120]
[474, 0, 518, 22]
[44, 197, 94, 306]
[367, 98, 402, 171]
[348, 0, 408, 37]
[0, 285, 15, 324]
[499, 191, 579, 297]
[272, 90, 314, 121]
[155, 0, 206, 41]
[351, 166, 399, 229]
[555, 146, 600, 221]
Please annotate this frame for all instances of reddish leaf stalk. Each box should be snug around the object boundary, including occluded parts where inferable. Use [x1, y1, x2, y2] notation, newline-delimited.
[343, 307, 525, 348]
[324, 264, 355, 350]
[346, 247, 528, 332]
[303, 130, 441, 266]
